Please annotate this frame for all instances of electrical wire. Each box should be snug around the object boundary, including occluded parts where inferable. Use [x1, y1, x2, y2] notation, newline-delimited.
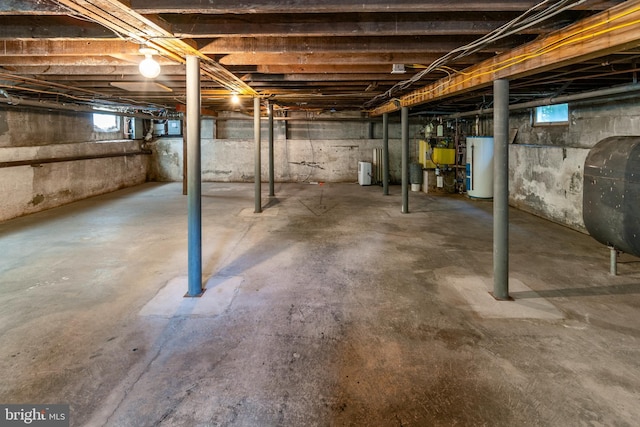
[364, 0, 589, 109]
[400, 5, 640, 107]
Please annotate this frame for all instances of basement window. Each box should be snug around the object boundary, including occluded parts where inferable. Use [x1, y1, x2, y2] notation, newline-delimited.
[534, 103, 569, 125]
[93, 113, 120, 132]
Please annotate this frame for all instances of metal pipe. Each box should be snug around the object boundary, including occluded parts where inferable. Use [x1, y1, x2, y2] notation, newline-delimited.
[610, 247, 618, 276]
[382, 112, 390, 196]
[0, 96, 167, 120]
[214, 116, 392, 122]
[443, 83, 640, 119]
[493, 79, 510, 301]
[182, 115, 188, 196]
[186, 55, 203, 297]
[268, 102, 275, 197]
[254, 97, 262, 213]
[401, 106, 409, 214]
[0, 150, 151, 168]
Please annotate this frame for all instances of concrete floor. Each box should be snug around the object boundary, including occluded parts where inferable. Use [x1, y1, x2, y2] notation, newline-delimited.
[1, 182, 639, 426]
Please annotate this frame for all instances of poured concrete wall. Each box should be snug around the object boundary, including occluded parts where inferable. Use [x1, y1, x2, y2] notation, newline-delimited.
[0, 108, 149, 222]
[152, 137, 404, 183]
[509, 145, 587, 231]
[151, 113, 419, 184]
[507, 98, 640, 232]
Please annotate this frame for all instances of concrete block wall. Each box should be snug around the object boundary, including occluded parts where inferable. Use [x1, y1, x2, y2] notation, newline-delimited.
[507, 98, 640, 232]
[0, 108, 149, 222]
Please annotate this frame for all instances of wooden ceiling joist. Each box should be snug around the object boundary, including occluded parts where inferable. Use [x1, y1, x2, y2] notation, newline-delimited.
[0, 40, 139, 56]
[130, 0, 623, 14]
[0, 0, 634, 113]
[171, 12, 557, 39]
[370, 0, 640, 115]
[219, 52, 493, 66]
[54, 0, 257, 96]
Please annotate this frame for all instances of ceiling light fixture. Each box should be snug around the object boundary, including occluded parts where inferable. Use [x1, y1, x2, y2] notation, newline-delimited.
[231, 92, 240, 105]
[139, 48, 161, 79]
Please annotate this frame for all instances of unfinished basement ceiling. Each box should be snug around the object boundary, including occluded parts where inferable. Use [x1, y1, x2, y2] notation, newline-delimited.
[1, 0, 639, 115]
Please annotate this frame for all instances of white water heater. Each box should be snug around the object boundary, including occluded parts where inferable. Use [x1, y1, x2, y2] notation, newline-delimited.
[358, 161, 372, 186]
[466, 137, 494, 199]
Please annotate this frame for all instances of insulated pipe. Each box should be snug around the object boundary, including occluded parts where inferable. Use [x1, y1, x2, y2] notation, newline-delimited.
[443, 83, 640, 119]
[383, 112, 390, 196]
[0, 96, 166, 120]
[186, 55, 203, 297]
[493, 79, 510, 301]
[268, 102, 275, 197]
[254, 97, 262, 213]
[401, 106, 409, 213]
[0, 150, 151, 168]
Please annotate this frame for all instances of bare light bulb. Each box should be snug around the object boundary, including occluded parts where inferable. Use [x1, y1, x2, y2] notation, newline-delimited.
[139, 48, 161, 79]
[231, 93, 240, 105]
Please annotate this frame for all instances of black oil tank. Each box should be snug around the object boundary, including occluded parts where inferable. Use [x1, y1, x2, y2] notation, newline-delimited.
[583, 136, 640, 256]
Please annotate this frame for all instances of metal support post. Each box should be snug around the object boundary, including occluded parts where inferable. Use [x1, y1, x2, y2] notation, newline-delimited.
[268, 102, 275, 197]
[186, 55, 203, 297]
[401, 107, 409, 213]
[254, 97, 262, 213]
[383, 112, 390, 196]
[493, 78, 510, 300]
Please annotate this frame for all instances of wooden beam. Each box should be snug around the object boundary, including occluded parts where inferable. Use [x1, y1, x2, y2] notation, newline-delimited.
[220, 52, 492, 66]
[0, 56, 153, 66]
[0, 0, 71, 15]
[171, 12, 552, 38]
[256, 64, 449, 74]
[1, 65, 187, 75]
[55, 0, 257, 96]
[245, 73, 426, 82]
[201, 36, 530, 54]
[370, 0, 640, 115]
[0, 39, 140, 56]
[130, 0, 623, 14]
[0, 16, 112, 38]
[175, 103, 217, 117]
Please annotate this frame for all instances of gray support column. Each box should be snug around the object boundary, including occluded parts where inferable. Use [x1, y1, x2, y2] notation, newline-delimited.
[383, 113, 390, 196]
[186, 55, 203, 297]
[493, 79, 510, 300]
[268, 102, 275, 197]
[254, 97, 262, 213]
[401, 107, 409, 213]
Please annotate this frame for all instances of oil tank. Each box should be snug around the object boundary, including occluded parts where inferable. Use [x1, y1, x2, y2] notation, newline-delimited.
[466, 137, 494, 199]
[583, 136, 640, 256]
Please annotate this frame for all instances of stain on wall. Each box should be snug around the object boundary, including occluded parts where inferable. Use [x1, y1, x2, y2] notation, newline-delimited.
[0, 111, 9, 136]
[507, 98, 640, 232]
[0, 107, 148, 221]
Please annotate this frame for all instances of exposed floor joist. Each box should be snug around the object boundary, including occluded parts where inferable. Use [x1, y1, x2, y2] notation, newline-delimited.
[370, 0, 640, 115]
[0, 0, 637, 113]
